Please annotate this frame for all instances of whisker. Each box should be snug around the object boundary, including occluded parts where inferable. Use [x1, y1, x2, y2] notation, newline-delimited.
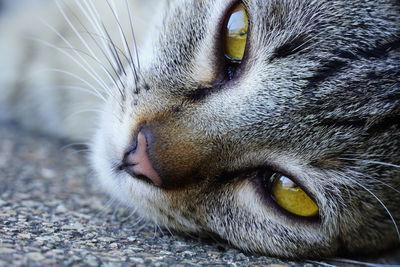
[77, 30, 139, 74]
[111, 202, 122, 221]
[85, 0, 128, 85]
[329, 257, 398, 267]
[131, 215, 145, 228]
[57, 85, 106, 100]
[340, 157, 400, 169]
[163, 224, 175, 238]
[125, 0, 141, 72]
[101, 22, 126, 78]
[38, 16, 110, 94]
[135, 220, 151, 232]
[78, 0, 130, 108]
[60, 142, 89, 151]
[105, 0, 140, 91]
[67, 148, 91, 156]
[119, 208, 139, 223]
[95, 197, 117, 218]
[66, 108, 105, 119]
[32, 67, 107, 102]
[305, 260, 337, 267]
[55, 0, 116, 92]
[346, 168, 400, 195]
[61, 45, 125, 95]
[152, 224, 158, 239]
[353, 180, 400, 241]
[55, 1, 125, 95]
[80, 0, 119, 70]
[27, 37, 108, 100]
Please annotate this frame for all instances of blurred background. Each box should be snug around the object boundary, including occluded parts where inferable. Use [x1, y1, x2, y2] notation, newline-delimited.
[0, 0, 48, 13]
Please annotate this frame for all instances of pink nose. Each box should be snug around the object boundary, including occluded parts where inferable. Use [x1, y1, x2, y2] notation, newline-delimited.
[121, 132, 162, 186]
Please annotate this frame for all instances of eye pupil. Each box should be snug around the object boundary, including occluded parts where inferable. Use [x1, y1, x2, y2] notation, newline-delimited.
[224, 3, 249, 62]
[270, 174, 319, 217]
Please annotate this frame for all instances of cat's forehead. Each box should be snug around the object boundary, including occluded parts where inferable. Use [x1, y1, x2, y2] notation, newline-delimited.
[147, 0, 230, 84]
[149, 0, 326, 83]
[148, 0, 399, 88]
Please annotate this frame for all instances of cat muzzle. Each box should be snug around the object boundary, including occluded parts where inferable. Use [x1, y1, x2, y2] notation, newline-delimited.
[118, 119, 208, 190]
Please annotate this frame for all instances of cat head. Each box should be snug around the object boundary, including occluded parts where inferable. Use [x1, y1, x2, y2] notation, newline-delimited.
[91, 0, 400, 258]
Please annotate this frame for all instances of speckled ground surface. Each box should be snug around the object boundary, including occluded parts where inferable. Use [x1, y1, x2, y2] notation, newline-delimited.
[0, 122, 399, 267]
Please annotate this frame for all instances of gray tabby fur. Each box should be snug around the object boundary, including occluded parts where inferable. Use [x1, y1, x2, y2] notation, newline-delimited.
[0, 0, 399, 258]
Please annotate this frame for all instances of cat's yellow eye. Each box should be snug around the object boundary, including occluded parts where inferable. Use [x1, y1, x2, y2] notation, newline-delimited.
[271, 175, 319, 217]
[224, 3, 249, 62]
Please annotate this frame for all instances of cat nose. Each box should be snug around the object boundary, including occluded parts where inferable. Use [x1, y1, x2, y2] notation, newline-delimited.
[121, 131, 162, 186]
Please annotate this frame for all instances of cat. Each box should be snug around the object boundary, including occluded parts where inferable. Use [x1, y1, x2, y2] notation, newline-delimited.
[0, 0, 399, 259]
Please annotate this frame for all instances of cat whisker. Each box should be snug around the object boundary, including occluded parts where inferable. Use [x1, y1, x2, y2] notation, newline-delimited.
[108, 0, 128, 68]
[346, 168, 400, 195]
[79, 0, 119, 67]
[34, 67, 107, 102]
[55, 0, 117, 91]
[345, 159, 400, 169]
[305, 260, 337, 267]
[77, 30, 133, 65]
[83, 0, 127, 98]
[125, 0, 141, 73]
[101, 23, 127, 86]
[72, 0, 127, 108]
[352, 180, 400, 241]
[66, 108, 106, 119]
[38, 17, 111, 95]
[153, 223, 160, 239]
[95, 197, 118, 218]
[28, 37, 109, 100]
[328, 257, 398, 267]
[60, 45, 126, 95]
[60, 142, 89, 151]
[157, 224, 165, 237]
[18, 65, 106, 102]
[131, 215, 146, 228]
[135, 221, 151, 232]
[78, 29, 147, 93]
[58, 1, 131, 114]
[119, 208, 139, 223]
[55, 1, 126, 95]
[67, 148, 91, 156]
[111, 201, 123, 221]
[74, 0, 150, 97]
[74, 0, 122, 74]
[104, 0, 140, 95]
[163, 224, 175, 238]
[56, 85, 107, 101]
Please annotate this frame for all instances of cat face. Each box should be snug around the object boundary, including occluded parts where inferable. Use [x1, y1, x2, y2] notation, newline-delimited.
[91, 0, 400, 257]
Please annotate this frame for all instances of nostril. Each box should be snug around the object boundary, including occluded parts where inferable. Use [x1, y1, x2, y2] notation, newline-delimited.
[119, 131, 162, 187]
[121, 139, 138, 167]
